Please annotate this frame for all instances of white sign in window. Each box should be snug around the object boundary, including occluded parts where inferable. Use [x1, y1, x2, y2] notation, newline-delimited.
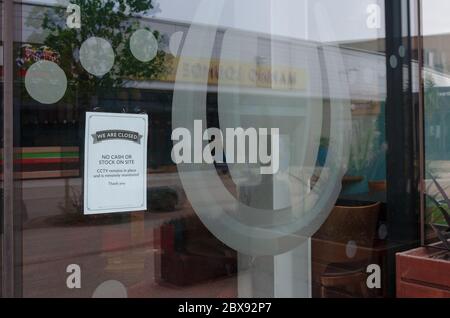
[84, 112, 148, 214]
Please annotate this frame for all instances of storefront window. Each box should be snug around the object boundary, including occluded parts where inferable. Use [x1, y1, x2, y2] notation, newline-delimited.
[422, 0, 450, 253]
[0, 0, 430, 298]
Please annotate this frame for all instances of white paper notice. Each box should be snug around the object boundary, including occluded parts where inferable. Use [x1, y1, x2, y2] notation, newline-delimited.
[84, 112, 148, 214]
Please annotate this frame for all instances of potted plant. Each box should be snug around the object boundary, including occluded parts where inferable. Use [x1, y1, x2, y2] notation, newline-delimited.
[396, 172, 450, 298]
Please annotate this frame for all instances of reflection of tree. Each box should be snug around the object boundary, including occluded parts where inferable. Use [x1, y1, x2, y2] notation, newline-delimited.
[29, 0, 166, 109]
[348, 117, 378, 174]
[366, 103, 387, 182]
[425, 75, 439, 115]
[424, 75, 441, 158]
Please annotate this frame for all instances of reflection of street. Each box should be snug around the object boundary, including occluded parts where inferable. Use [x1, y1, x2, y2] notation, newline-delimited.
[23, 216, 237, 298]
[21, 172, 238, 298]
[22, 173, 185, 219]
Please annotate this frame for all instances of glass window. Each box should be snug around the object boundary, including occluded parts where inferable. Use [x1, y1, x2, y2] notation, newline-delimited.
[422, 0, 450, 250]
[2, 0, 423, 298]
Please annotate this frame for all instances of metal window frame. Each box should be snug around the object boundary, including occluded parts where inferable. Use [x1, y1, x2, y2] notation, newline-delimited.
[417, 0, 426, 247]
[0, 0, 425, 298]
[384, 0, 422, 297]
[2, 0, 22, 298]
[2, 0, 15, 298]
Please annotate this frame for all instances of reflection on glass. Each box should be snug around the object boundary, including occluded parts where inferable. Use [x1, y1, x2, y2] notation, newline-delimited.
[15, 0, 390, 298]
[422, 0, 450, 252]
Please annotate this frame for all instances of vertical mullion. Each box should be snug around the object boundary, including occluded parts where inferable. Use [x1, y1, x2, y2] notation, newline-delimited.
[2, 0, 15, 298]
[385, 0, 421, 297]
[416, 0, 426, 247]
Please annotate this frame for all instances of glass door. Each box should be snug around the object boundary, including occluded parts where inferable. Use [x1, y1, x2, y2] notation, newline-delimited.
[3, 0, 421, 298]
[421, 0, 450, 248]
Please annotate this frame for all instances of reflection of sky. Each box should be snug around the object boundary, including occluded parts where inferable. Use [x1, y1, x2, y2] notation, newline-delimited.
[21, 0, 450, 40]
[156, 0, 386, 42]
[422, 0, 450, 36]
[141, 0, 384, 42]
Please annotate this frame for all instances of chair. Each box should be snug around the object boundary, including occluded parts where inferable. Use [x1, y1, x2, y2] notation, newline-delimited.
[312, 201, 381, 298]
[368, 180, 387, 194]
[157, 215, 237, 286]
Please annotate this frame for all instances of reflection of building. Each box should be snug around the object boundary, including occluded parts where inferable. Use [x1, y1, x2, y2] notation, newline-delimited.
[12, 3, 371, 178]
[2, 0, 445, 300]
[425, 87, 450, 161]
[13, 2, 450, 181]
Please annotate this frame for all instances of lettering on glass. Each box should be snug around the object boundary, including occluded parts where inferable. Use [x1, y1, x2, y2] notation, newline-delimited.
[366, 4, 381, 30]
[366, 264, 381, 289]
[66, 264, 81, 289]
[66, 3, 81, 29]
